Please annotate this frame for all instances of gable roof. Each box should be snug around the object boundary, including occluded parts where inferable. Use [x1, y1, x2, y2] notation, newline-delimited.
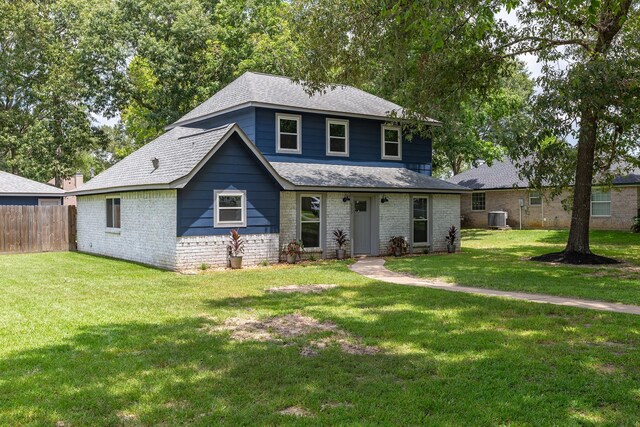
[168, 72, 439, 129]
[448, 159, 640, 190]
[72, 124, 292, 195]
[0, 171, 65, 197]
[271, 162, 468, 193]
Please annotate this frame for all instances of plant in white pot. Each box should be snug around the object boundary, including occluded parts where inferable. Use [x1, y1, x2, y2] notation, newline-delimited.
[283, 239, 304, 264]
[333, 229, 349, 260]
[227, 229, 245, 269]
[445, 225, 458, 253]
[388, 236, 408, 257]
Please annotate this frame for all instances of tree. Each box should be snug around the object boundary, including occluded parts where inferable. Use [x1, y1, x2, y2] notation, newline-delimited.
[0, 0, 106, 184]
[497, 0, 640, 258]
[290, 0, 640, 260]
[86, 0, 298, 149]
[433, 65, 533, 177]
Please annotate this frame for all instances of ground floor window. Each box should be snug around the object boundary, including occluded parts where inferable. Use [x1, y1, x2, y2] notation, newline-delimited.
[472, 192, 486, 211]
[591, 189, 611, 217]
[300, 195, 321, 248]
[106, 197, 121, 229]
[412, 197, 429, 244]
[529, 191, 542, 206]
[214, 190, 246, 227]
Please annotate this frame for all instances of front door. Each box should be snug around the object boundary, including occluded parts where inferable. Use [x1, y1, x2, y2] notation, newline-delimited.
[353, 197, 372, 255]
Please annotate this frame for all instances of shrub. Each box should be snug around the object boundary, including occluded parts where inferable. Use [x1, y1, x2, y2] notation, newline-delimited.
[388, 236, 408, 256]
[632, 216, 640, 233]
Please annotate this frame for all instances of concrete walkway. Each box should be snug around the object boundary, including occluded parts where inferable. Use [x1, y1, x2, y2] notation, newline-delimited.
[349, 257, 640, 316]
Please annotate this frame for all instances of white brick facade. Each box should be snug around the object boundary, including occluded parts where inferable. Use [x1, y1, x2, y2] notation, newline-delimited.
[175, 233, 279, 270]
[77, 190, 178, 269]
[279, 191, 461, 258]
[78, 189, 461, 270]
[431, 194, 462, 252]
[379, 194, 411, 254]
[324, 192, 352, 257]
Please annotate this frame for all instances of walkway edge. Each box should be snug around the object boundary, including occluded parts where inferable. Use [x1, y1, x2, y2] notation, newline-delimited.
[349, 257, 640, 316]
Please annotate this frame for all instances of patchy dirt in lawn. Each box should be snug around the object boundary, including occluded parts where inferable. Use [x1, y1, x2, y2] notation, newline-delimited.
[267, 284, 338, 294]
[202, 313, 380, 356]
[279, 406, 313, 417]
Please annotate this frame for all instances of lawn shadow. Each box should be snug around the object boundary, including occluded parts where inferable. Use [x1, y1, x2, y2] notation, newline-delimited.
[2, 280, 640, 425]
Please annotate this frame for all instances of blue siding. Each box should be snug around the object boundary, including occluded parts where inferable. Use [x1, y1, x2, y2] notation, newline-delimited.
[0, 196, 62, 206]
[176, 133, 281, 236]
[185, 107, 256, 141]
[254, 107, 432, 174]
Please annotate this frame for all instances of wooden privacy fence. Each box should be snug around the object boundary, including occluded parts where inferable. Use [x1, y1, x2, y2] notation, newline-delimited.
[0, 205, 77, 253]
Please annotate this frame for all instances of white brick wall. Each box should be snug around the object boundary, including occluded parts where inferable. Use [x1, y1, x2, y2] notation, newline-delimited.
[431, 194, 461, 252]
[325, 193, 351, 258]
[379, 194, 411, 255]
[77, 190, 178, 269]
[279, 191, 297, 256]
[175, 233, 279, 270]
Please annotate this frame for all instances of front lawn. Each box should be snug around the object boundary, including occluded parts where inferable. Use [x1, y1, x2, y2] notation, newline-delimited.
[2, 251, 640, 425]
[387, 229, 640, 305]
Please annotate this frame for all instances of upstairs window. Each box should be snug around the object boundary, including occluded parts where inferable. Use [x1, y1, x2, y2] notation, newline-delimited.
[214, 190, 246, 227]
[326, 119, 349, 156]
[529, 191, 542, 206]
[276, 113, 301, 154]
[471, 192, 486, 211]
[106, 197, 121, 230]
[591, 189, 611, 217]
[381, 125, 402, 160]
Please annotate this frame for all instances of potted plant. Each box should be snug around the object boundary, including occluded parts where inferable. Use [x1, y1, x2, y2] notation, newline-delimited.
[446, 225, 458, 253]
[227, 229, 245, 269]
[283, 239, 304, 264]
[388, 236, 408, 257]
[333, 229, 349, 260]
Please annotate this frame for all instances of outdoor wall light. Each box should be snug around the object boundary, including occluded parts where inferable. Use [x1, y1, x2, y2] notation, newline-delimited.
[381, 195, 389, 203]
[342, 194, 351, 202]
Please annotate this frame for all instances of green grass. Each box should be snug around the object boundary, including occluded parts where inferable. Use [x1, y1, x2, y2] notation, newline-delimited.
[2, 251, 640, 425]
[386, 229, 640, 305]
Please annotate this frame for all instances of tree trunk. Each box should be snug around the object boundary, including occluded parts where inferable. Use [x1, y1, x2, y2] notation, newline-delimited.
[565, 108, 598, 254]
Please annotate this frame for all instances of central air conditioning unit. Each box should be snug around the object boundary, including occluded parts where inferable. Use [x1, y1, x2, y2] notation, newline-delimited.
[488, 211, 508, 229]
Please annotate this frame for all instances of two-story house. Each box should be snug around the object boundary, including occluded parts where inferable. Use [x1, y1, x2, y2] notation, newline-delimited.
[72, 72, 467, 270]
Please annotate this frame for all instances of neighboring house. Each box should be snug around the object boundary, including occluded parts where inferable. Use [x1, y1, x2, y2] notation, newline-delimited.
[72, 72, 467, 270]
[48, 173, 83, 205]
[448, 159, 640, 230]
[0, 171, 65, 206]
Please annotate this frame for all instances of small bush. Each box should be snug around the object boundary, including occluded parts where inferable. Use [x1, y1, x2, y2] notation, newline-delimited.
[632, 216, 640, 233]
[259, 259, 269, 267]
[199, 263, 209, 271]
[308, 253, 317, 261]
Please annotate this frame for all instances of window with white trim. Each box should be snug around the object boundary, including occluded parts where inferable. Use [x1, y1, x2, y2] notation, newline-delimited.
[326, 119, 349, 156]
[591, 189, 611, 217]
[276, 113, 301, 154]
[412, 197, 429, 244]
[38, 198, 61, 207]
[214, 190, 246, 227]
[106, 197, 121, 230]
[381, 125, 401, 160]
[529, 191, 542, 206]
[300, 195, 321, 248]
[471, 192, 486, 211]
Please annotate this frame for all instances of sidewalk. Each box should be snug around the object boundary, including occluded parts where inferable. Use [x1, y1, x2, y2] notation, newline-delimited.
[349, 257, 640, 316]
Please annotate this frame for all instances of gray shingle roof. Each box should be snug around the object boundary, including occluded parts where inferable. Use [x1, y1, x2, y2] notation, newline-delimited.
[448, 159, 640, 190]
[0, 171, 65, 196]
[169, 72, 438, 128]
[271, 162, 468, 193]
[75, 124, 236, 194]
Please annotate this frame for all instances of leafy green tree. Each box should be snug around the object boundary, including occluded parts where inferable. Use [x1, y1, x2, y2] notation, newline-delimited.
[290, 0, 640, 259]
[0, 0, 105, 185]
[87, 0, 297, 148]
[433, 65, 533, 177]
